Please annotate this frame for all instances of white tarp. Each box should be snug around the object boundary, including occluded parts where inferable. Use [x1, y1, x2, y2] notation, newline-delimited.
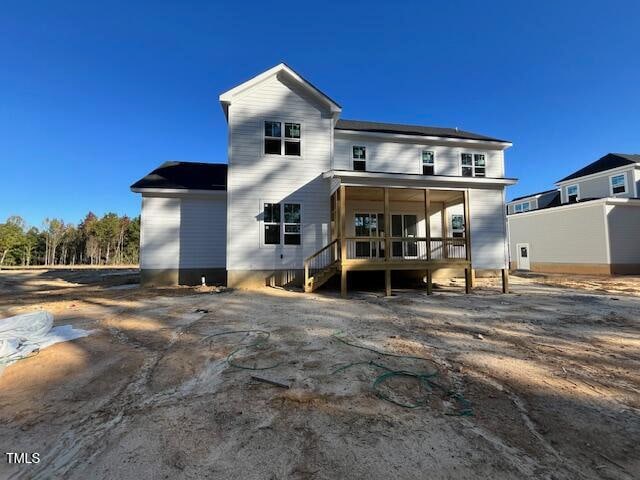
[0, 311, 92, 373]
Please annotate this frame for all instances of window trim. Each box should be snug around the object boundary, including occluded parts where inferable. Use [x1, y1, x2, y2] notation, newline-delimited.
[260, 200, 303, 247]
[262, 119, 303, 157]
[421, 149, 435, 175]
[460, 152, 487, 178]
[352, 145, 367, 171]
[609, 172, 627, 196]
[566, 184, 580, 203]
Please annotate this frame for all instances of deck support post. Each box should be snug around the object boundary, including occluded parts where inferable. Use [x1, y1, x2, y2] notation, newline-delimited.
[385, 269, 391, 297]
[339, 185, 347, 298]
[426, 269, 433, 295]
[465, 268, 472, 294]
[501, 268, 509, 294]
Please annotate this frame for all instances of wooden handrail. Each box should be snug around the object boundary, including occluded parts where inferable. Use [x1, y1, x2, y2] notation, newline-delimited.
[304, 238, 339, 264]
[343, 236, 465, 242]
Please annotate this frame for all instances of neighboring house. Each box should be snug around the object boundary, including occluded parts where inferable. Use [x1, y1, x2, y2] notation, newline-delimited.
[131, 63, 516, 295]
[507, 153, 640, 274]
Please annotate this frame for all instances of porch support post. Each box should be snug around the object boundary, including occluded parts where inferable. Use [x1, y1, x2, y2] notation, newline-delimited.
[463, 189, 473, 289]
[339, 185, 347, 298]
[384, 187, 391, 297]
[502, 268, 509, 294]
[424, 189, 432, 295]
[441, 203, 449, 259]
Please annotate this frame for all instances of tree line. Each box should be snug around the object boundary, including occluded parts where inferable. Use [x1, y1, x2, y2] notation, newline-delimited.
[0, 213, 140, 267]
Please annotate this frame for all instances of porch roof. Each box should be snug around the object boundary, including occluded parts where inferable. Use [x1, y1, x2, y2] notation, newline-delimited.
[323, 169, 518, 190]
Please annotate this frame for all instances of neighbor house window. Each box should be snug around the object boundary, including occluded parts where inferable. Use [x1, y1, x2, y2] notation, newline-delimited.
[567, 185, 579, 203]
[610, 174, 627, 195]
[422, 150, 435, 175]
[283, 203, 301, 245]
[353, 146, 366, 171]
[461, 153, 486, 177]
[263, 202, 302, 245]
[263, 202, 281, 244]
[264, 121, 301, 156]
[514, 202, 530, 213]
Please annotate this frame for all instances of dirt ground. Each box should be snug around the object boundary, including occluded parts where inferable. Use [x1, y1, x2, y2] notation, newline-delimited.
[0, 269, 638, 480]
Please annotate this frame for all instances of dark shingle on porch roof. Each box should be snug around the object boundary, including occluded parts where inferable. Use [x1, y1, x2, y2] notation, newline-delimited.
[131, 161, 227, 191]
[335, 119, 509, 143]
[557, 153, 640, 183]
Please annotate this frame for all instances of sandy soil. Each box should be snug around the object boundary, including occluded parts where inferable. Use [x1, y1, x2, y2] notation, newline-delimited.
[0, 269, 638, 479]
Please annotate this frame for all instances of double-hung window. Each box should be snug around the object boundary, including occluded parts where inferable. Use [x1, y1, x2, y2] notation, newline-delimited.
[461, 153, 486, 177]
[263, 202, 301, 245]
[264, 121, 301, 156]
[422, 150, 435, 175]
[283, 203, 301, 245]
[352, 146, 366, 171]
[610, 174, 627, 195]
[567, 185, 579, 203]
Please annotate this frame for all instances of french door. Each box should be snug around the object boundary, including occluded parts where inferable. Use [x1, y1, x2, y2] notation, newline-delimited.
[391, 214, 418, 258]
[354, 213, 384, 258]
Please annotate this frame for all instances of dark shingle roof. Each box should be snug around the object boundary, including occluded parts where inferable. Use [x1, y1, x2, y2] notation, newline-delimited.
[509, 189, 559, 203]
[335, 119, 510, 143]
[557, 153, 640, 183]
[131, 161, 227, 191]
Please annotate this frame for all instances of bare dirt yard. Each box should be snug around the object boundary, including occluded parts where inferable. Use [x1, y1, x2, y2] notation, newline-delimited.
[0, 269, 638, 479]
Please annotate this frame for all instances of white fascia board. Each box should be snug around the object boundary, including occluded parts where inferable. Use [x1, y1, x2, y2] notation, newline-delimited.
[324, 169, 517, 187]
[131, 187, 227, 197]
[334, 129, 512, 150]
[555, 164, 637, 186]
[219, 63, 341, 117]
[507, 197, 640, 218]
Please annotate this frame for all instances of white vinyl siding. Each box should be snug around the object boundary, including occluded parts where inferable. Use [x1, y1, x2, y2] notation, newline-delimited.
[468, 188, 508, 269]
[334, 135, 504, 178]
[227, 74, 331, 271]
[559, 167, 637, 202]
[140, 194, 226, 270]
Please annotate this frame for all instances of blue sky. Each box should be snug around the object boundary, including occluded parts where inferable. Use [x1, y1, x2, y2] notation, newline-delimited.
[2, 1, 639, 227]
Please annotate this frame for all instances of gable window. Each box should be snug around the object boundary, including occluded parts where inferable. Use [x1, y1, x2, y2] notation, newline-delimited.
[610, 173, 627, 195]
[422, 150, 435, 175]
[353, 146, 366, 171]
[567, 185, 579, 203]
[283, 203, 301, 245]
[263, 202, 302, 245]
[461, 153, 486, 177]
[264, 121, 301, 156]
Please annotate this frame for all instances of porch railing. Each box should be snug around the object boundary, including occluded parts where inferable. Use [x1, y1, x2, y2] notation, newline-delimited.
[344, 236, 467, 261]
[304, 238, 340, 288]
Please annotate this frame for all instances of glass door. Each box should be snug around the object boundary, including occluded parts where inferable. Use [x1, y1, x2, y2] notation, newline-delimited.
[391, 214, 418, 258]
[354, 213, 384, 258]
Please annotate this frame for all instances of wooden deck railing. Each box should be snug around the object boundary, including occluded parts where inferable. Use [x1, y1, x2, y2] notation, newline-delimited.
[344, 236, 467, 261]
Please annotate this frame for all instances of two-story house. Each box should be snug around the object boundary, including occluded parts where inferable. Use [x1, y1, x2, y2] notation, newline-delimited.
[131, 64, 516, 295]
[507, 153, 640, 274]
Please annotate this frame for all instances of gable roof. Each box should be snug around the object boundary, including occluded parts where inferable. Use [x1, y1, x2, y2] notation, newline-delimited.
[557, 153, 640, 183]
[335, 119, 510, 144]
[509, 189, 559, 203]
[130, 161, 227, 191]
[219, 63, 341, 118]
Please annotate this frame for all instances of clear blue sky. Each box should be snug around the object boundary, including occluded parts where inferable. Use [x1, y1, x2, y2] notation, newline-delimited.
[2, 1, 639, 227]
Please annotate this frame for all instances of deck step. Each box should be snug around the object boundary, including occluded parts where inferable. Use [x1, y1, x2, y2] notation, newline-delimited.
[304, 263, 339, 293]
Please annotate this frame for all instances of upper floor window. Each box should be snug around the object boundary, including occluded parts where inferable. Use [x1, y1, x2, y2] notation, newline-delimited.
[422, 150, 435, 175]
[461, 153, 486, 177]
[264, 121, 301, 156]
[610, 173, 627, 195]
[567, 185, 579, 203]
[263, 202, 301, 245]
[353, 146, 366, 171]
[514, 202, 530, 213]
